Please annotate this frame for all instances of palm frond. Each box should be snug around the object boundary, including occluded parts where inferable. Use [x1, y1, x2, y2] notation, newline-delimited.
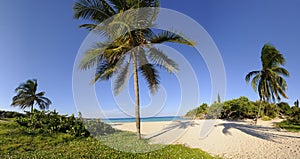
[107, 0, 127, 11]
[150, 30, 195, 46]
[90, 56, 125, 84]
[250, 74, 260, 93]
[245, 70, 260, 83]
[139, 64, 160, 94]
[137, 51, 160, 93]
[73, 0, 113, 22]
[11, 79, 51, 111]
[148, 47, 179, 73]
[271, 67, 289, 77]
[113, 60, 130, 95]
[80, 42, 112, 70]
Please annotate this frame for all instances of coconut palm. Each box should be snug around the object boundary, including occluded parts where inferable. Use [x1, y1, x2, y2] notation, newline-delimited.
[73, 0, 193, 139]
[11, 79, 52, 113]
[245, 44, 289, 124]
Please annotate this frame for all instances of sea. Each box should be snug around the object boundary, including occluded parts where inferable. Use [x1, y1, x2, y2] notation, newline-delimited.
[100, 116, 186, 123]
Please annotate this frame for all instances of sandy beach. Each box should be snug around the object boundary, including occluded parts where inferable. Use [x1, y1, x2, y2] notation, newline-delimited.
[111, 119, 300, 159]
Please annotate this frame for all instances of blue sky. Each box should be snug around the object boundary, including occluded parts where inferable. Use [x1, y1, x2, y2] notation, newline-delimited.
[1, 0, 300, 118]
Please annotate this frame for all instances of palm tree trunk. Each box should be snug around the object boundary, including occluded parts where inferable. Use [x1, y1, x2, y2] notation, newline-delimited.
[132, 53, 141, 139]
[255, 99, 263, 125]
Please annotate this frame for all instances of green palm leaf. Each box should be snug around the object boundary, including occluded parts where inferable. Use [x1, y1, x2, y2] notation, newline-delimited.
[113, 60, 131, 95]
[148, 47, 179, 73]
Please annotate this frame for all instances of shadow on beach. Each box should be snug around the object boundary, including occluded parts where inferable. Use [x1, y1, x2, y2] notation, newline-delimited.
[146, 120, 199, 140]
[216, 121, 300, 142]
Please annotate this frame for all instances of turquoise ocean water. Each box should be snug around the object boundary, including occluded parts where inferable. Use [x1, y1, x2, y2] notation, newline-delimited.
[101, 116, 185, 123]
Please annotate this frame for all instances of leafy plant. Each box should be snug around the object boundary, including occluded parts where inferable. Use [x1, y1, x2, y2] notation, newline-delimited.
[15, 109, 90, 137]
[84, 119, 115, 136]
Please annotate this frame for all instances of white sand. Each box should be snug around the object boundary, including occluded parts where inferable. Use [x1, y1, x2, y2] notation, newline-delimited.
[111, 119, 300, 159]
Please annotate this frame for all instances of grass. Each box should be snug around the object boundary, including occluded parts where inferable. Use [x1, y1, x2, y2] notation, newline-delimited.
[0, 119, 220, 159]
[276, 120, 300, 132]
[261, 116, 272, 121]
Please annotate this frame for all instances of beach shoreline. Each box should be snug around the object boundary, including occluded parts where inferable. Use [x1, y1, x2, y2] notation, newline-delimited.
[110, 119, 300, 159]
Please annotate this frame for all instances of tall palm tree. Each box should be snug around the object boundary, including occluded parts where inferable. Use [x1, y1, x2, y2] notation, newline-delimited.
[73, 0, 194, 139]
[11, 79, 52, 113]
[245, 44, 289, 124]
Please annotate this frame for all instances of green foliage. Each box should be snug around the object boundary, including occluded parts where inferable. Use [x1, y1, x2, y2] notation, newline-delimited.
[84, 119, 115, 136]
[288, 106, 300, 125]
[207, 102, 223, 119]
[221, 96, 257, 119]
[276, 120, 300, 132]
[11, 79, 52, 112]
[15, 109, 90, 137]
[245, 44, 289, 103]
[277, 102, 291, 116]
[0, 110, 25, 118]
[255, 101, 278, 118]
[294, 99, 299, 107]
[185, 96, 287, 120]
[261, 116, 272, 121]
[0, 120, 219, 159]
[185, 103, 209, 119]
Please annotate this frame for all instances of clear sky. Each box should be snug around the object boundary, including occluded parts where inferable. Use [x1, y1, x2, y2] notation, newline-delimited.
[1, 0, 300, 118]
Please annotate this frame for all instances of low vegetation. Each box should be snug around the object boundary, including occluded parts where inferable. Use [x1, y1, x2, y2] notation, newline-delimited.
[185, 96, 300, 132]
[0, 110, 219, 158]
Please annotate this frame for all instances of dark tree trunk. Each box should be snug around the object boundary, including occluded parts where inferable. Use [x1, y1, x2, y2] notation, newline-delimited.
[132, 53, 141, 139]
[255, 99, 263, 125]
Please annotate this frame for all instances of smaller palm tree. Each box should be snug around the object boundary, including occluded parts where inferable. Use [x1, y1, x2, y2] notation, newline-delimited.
[11, 79, 52, 113]
[245, 44, 289, 124]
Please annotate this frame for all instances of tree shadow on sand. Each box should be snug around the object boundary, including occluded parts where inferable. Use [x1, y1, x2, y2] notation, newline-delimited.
[145, 120, 199, 140]
[216, 121, 300, 143]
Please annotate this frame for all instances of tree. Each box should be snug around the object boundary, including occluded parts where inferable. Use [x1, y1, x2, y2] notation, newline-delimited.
[217, 93, 221, 103]
[245, 44, 289, 124]
[11, 79, 52, 113]
[294, 99, 299, 107]
[73, 0, 193, 139]
[277, 102, 291, 116]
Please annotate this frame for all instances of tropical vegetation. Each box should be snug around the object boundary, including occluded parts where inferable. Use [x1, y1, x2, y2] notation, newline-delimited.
[11, 79, 52, 113]
[73, 0, 193, 139]
[0, 110, 218, 159]
[245, 44, 289, 124]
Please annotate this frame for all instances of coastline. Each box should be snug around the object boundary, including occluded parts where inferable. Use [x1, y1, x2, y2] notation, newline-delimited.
[110, 119, 300, 159]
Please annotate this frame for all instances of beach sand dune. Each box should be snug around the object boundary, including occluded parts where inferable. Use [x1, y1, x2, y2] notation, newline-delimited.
[111, 119, 300, 159]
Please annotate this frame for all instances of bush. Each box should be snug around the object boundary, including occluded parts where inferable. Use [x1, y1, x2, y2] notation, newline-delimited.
[185, 103, 209, 119]
[287, 106, 300, 125]
[16, 109, 90, 137]
[84, 119, 115, 136]
[221, 96, 257, 120]
[277, 102, 291, 116]
[277, 120, 300, 132]
[0, 110, 25, 118]
[261, 116, 272, 121]
[207, 102, 223, 119]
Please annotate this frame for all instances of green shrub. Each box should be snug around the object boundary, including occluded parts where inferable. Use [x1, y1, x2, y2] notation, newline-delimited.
[277, 120, 300, 132]
[0, 110, 25, 118]
[16, 109, 90, 137]
[185, 103, 209, 119]
[84, 119, 115, 136]
[221, 96, 257, 119]
[277, 102, 291, 116]
[207, 102, 223, 119]
[261, 116, 272, 121]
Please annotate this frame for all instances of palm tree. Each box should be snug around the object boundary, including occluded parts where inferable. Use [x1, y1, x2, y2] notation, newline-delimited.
[11, 79, 52, 113]
[245, 44, 289, 124]
[73, 0, 194, 139]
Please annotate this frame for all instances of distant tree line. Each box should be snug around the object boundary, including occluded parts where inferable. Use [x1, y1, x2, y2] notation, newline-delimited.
[185, 96, 300, 124]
